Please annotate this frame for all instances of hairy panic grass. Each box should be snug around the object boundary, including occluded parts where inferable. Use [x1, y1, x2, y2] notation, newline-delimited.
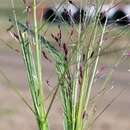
[8, 0, 130, 130]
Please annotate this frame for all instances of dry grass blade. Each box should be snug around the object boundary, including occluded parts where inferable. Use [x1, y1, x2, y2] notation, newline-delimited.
[94, 87, 127, 121]
[0, 68, 35, 114]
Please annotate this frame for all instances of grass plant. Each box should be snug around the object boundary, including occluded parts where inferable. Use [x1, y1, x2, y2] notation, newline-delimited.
[7, 0, 130, 130]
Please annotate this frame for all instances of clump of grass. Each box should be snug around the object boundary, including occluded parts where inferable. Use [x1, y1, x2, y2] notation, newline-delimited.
[8, 0, 130, 130]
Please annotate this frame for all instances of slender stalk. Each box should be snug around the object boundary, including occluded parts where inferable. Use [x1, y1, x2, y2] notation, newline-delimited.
[32, 1, 48, 129]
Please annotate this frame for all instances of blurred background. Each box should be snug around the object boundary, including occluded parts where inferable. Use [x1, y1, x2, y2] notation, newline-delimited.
[0, 0, 130, 130]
